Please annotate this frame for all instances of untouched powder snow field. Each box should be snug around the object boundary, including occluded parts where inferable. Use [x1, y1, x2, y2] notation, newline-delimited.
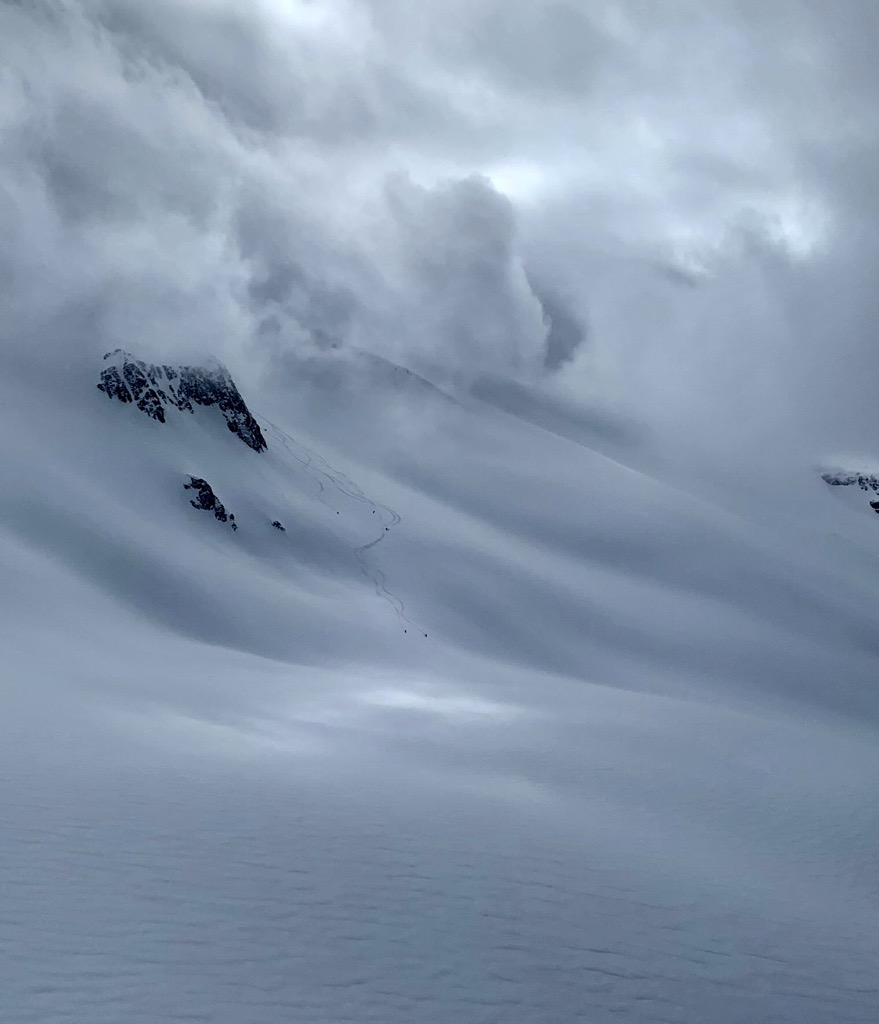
[2, 354, 878, 1024]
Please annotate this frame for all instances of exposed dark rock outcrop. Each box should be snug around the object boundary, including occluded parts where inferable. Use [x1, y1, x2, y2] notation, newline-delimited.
[184, 477, 237, 529]
[98, 349, 267, 452]
[821, 470, 879, 492]
[821, 469, 879, 514]
[271, 520, 286, 531]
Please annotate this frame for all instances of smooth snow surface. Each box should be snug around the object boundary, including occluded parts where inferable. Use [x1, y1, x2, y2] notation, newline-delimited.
[2, 363, 878, 1023]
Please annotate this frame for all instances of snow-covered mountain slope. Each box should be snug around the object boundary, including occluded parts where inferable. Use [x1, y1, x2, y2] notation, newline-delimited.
[2, 353, 878, 1023]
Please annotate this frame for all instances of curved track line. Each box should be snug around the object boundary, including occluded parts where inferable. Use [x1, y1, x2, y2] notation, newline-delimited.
[262, 419, 339, 514]
[260, 415, 426, 635]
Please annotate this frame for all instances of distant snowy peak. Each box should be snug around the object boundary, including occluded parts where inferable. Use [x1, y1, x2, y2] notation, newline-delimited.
[97, 349, 267, 452]
[821, 468, 879, 514]
[821, 469, 879, 491]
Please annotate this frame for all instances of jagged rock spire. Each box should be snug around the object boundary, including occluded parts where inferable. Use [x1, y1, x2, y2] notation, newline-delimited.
[97, 349, 267, 452]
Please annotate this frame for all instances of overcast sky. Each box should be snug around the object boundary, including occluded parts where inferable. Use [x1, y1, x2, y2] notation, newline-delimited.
[3, 0, 879, 460]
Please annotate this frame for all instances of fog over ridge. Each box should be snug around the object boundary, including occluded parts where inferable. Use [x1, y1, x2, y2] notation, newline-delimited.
[3, 0, 879, 463]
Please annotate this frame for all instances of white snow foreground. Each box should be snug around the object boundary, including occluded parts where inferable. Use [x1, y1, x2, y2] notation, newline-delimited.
[1, 355, 878, 1024]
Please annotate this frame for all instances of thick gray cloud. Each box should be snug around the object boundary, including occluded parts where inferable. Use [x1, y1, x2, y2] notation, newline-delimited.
[2, 0, 879, 459]
[532, 285, 587, 371]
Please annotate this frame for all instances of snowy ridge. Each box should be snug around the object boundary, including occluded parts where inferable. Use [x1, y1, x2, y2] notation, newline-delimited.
[97, 349, 267, 452]
[821, 468, 879, 491]
[820, 468, 879, 514]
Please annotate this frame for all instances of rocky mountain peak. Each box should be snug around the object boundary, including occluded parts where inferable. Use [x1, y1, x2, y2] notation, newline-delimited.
[97, 349, 267, 452]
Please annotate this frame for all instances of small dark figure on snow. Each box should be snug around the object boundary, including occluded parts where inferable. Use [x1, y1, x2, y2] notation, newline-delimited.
[271, 520, 286, 531]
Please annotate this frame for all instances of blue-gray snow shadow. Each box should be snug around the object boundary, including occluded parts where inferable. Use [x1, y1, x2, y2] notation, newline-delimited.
[0, 382, 401, 663]
[383, 396, 879, 720]
[3, 741, 878, 1024]
[0, 494, 308, 659]
[470, 372, 646, 453]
